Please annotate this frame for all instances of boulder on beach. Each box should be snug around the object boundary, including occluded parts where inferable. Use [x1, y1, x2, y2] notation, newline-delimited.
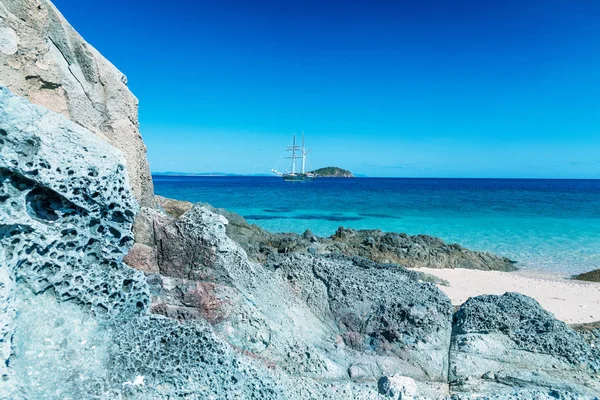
[449, 292, 600, 397]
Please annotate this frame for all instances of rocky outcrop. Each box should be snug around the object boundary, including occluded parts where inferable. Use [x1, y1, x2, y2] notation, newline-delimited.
[449, 293, 600, 398]
[132, 199, 600, 398]
[2, 86, 599, 398]
[0, 87, 290, 400]
[0, 85, 146, 397]
[0, 0, 153, 205]
[573, 268, 600, 282]
[198, 203, 517, 272]
[139, 204, 455, 397]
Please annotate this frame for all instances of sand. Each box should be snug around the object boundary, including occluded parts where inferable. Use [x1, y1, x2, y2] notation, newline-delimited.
[413, 268, 600, 325]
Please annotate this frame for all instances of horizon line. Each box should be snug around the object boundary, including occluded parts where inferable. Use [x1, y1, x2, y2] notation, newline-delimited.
[151, 172, 599, 180]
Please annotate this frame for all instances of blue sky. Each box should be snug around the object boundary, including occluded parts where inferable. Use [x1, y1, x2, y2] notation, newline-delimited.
[53, 0, 599, 178]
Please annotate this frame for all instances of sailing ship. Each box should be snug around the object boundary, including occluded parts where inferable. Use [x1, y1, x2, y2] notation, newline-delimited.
[272, 133, 316, 182]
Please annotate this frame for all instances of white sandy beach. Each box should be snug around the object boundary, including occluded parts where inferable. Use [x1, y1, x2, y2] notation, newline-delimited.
[414, 268, 600, 325]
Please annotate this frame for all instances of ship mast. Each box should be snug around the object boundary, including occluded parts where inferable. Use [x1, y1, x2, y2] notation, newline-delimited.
[280, 132, 311, 176]
[285, 134, 301, 175]
[302, 133, 305, 174]
[301, 132, 312, 175]
[292, 134, 296, 175]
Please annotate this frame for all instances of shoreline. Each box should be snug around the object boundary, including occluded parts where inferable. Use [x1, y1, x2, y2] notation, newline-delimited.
[413, 267, 600, 324]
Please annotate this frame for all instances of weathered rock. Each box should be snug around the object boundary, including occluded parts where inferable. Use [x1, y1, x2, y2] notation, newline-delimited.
[123, 243, 158, 274]
[449, 292, 600, 397]
[573, 268, 600, 282]
[572, 321, 600, 351]
[201, 204, 517, 272]
[378, 375, 418, 399]
[0, 85, 145, 397]
[265, 253, 454, 382]
[137, 204, 453, 394]
[156, 194, 193, 218]
[0, 87, 287, 399]
[0, 0, 153, 205]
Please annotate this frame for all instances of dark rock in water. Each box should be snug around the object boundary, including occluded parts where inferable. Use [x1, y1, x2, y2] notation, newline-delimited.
[328, 228, 517, 271]
[449, 293, 600, 397]
[573, 268, 600, 282]
[200, 204, 517, 272]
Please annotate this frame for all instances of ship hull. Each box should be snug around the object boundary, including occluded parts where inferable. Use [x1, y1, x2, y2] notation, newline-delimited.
[282, 174, 316, 182]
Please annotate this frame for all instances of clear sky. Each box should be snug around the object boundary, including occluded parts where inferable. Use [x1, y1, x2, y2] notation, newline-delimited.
[53, 0, 599, 178]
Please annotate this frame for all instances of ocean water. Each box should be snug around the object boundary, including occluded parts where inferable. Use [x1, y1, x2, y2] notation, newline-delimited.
[153, 176, 600, 275]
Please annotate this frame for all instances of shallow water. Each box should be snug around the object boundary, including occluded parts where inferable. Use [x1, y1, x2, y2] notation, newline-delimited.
[154, 176, 600, 275]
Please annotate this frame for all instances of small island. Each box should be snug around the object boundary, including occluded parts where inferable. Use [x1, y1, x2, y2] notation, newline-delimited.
[309, 166, 354, 177]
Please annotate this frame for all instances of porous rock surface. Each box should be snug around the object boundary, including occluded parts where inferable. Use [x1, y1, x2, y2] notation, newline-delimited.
[0, 87, 285, 399]
[0, 0, 153, 205]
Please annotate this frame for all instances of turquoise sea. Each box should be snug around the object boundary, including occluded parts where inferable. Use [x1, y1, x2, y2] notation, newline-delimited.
[154, 176, 600, 275]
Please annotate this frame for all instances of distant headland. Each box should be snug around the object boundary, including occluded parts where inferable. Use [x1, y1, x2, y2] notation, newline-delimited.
[309, 166, 354, 177]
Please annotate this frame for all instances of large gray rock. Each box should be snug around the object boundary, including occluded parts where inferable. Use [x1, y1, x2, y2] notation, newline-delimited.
[449, 292, 600, 398]
[0, 0, 153, 206]
[143, 204, 454, 397]
[0, 85, 146, 397]
[265, 253, 454, 383]
[0, 87, 286, 399]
